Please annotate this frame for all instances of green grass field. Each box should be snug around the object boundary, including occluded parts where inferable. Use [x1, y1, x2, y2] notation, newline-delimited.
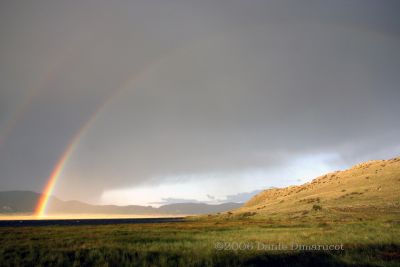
[1, 212, 399, 267]
[1, 159, 399, 266]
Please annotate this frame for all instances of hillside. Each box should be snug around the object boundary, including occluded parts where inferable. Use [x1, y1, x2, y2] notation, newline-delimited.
[0, 191, 241, 216]
[234, 157, 400, 219]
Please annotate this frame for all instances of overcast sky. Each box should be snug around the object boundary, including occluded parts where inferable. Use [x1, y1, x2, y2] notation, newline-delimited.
[1, 0, 399, 205]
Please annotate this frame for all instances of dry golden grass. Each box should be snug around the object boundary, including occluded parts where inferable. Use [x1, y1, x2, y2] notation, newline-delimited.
[231, 157, 400, 219]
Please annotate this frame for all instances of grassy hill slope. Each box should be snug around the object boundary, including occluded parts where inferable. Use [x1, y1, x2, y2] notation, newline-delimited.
[231, 157, 400, 221]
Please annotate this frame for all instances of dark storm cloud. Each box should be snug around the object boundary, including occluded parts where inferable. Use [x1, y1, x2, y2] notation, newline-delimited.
[0, 0, 399, 203]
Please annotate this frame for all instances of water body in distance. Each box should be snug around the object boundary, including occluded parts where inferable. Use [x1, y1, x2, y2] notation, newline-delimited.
[0, 217, 185, 227]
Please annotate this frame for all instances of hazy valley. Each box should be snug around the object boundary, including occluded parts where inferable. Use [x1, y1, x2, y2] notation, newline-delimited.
[0, 191, 242, 217]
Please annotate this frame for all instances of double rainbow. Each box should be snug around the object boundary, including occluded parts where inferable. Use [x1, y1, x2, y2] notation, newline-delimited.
[33, 23, 387, 218]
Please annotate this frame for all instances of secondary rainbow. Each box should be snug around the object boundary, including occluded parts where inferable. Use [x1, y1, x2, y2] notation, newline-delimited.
[0, 40, 86, 150]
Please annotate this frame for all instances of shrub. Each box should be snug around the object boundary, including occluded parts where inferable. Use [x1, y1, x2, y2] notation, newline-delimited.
[312, 204, 322, 211]
[238, 212, 257, 219]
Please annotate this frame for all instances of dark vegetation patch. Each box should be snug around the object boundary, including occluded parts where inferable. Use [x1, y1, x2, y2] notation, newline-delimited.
[312, 204, 322, 211]
[299, 198, 320, 204]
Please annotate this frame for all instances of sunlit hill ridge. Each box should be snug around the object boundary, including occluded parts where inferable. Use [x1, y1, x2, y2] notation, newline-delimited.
[227, 157, 400, 221]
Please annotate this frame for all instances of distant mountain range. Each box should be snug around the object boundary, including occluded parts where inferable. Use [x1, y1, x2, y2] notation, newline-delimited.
[0, 191, 242, 215]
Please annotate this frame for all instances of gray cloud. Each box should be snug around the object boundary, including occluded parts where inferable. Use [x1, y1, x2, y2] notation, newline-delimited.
[224, 190, 263, 203]
[151, 190, 261, 206]
[1, 0, 399, 203]
[150, 198, 203, 206]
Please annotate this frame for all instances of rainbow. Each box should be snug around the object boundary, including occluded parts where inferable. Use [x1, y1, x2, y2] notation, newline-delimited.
[34, 139, 76, 218]
[0, 39, 87, 150]
[33, 34, 198, 217]
[34, 116, 96, 218]
[1, 60, 64, 149]
[33, 57, 165, 218]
